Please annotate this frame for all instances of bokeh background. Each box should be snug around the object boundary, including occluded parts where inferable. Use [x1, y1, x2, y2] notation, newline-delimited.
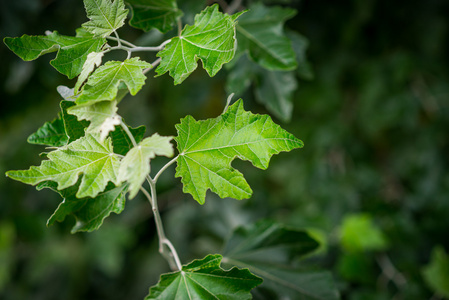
[1, 0, 448, 299]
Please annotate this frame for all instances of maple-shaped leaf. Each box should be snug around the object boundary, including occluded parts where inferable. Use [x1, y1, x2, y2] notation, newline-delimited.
[74, 51, 104, 93]
[61, 101, 90, 143]
[156, 4, 244, 84]
[4, 31, 106, 79]
[126, 0, 183, 33]
[175, 99, 303, 204]
[236, 3, 297, 71]
[68, 100, 121, 141]
[146, 254, 262, 299]
[6, 134, 120, 198]
[27, 114, 68, 147]
[38, 181, 127, 233]
[118, 134, 174, 199]
[110, 123, 146, 155]
[76, 57, 151, 105]
[222, 221, 340, 300]
[82, 0, 129, 38]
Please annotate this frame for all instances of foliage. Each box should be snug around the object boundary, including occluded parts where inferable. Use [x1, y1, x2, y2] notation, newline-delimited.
[1, 0, 448, 300]
[2, 0, 336, 299]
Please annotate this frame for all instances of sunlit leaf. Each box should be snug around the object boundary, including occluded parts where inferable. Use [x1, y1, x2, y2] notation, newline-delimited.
[27, 114, 68, 147]
[236, 3, 297, 71]
[126, 0, 183, 33]
[82, 0, 129, 38]
[118, 134, 174, 199]
[3, 31, 106, 79]
[156, 4, 244, 84]
[76, 58, 151, 105]
[38, 181, 127, 233]
[222, 220, 340, 300]
[175, 99, 303, 204]
[146, 254, 262, 299]
[6, 133, 120, 198]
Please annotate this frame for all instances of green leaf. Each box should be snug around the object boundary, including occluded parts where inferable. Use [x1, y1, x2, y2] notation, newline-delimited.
[6, 133, 120, 198]
[254, 70, 297, 122]
[287, 30, 314, 80]
[60, 100, 89, 143]
[236, 3, 297, 71]
[82, 0, 129, 38]
[110, 123, 146, 155]
[3, 31, 106, 79]
[422, 246, 449, 297]
[146, 254, 262, 300]
[74, 51, 104, 93]
[175, 99, 303, 204]
[156, 4, 243, 84]
[68, 100, 121, 141]
[27, 114, 68, 147]
[339, 214, 388, 253]
[118, 134, 174, 199]
[222, 221, 340, 300]
[227, 55, 297, 122]
[38, 181, 127, 233]
[126, 0, 183, 33]
[76, 58, 151, 105]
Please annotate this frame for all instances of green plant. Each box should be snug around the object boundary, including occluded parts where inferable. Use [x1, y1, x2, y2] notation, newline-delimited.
[4, 0, 338, 298]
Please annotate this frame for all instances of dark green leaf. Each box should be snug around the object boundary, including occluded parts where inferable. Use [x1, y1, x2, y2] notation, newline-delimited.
[38, 181, 127, 233]
[236, 3, 297, 71]
[287, 30, 314, 80]
[3, 31, 106, 79]
[109, 123, 146, 155]
[126, 0, 183, 33]
[60, 100, 89, 143]
[146, 254, 262, 299]
[222, 220, 340, 300]
[27, 114, 68, 147]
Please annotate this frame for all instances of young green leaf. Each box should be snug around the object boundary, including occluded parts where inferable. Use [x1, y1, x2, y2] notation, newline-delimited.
[126, 0, 183, 33]
[236, 3, 297, 71]
[175, 99, 303, 204]
[4, 31, 106, 79]
[222, 221, 340, 300]
[68, 100, 121, 141]
[146, 254, 262, 300]
[82, 0, 129, 38]
[118, 134, 174, 199]
[38, 181, 127, 233]
[74, 51, 104, 93]
[6, 133, 120, 199]
[76, 58, 151, 106]
[27, 114, 68, 147]
[156, 4, 244, 84]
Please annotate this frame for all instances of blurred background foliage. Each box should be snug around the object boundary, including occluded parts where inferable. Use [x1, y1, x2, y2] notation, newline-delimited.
[1, 0, 449, 299]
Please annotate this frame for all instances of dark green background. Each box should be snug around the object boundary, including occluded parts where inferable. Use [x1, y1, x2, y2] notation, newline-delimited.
[1, 0, 448, 299]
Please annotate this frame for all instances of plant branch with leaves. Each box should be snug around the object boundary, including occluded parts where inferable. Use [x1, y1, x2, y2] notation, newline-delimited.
[4, 0, 338, 298]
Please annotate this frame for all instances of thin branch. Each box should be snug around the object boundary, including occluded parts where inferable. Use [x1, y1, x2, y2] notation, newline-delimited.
[107, 35, 137, 48]
[143, 57, 161, 75]
[120, 119, 138, 147]
[153, 156, 178, 183]
[113, 30, 122, 47]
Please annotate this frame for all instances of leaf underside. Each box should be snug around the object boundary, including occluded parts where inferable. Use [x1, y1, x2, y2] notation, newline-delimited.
[146, 254, 262, 300]
[126, 0, 182, 33]
[175, 99, 303, 204]
[156, 4, 243, 84]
